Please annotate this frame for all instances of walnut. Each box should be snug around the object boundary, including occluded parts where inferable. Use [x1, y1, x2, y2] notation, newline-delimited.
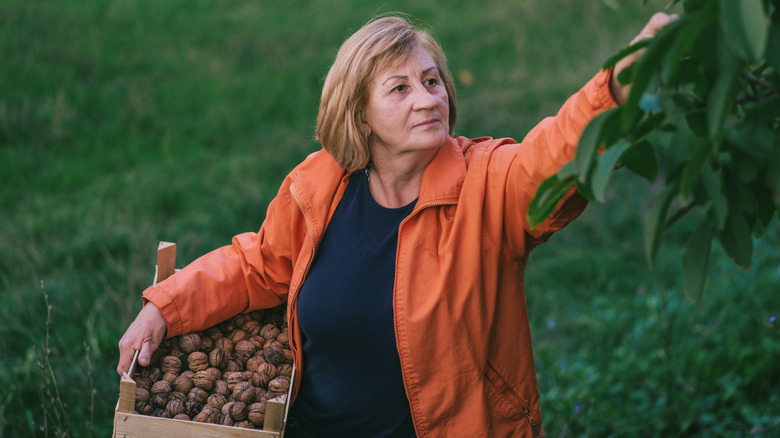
[214, 337, 234, 353]
[234, 340, 257, 364]
[155, 407, 172, 418]
[235, 420, 254, 429]
[139, 365, 162, 382]
[207, 393, 228, 410]
[135, 387, 150, 403]
[160, 355, 182, 374]
[192, 370, 215, 392]
[282, 349, 293, 364]
[223, 401, 248, 421]
[135, 401, 153, 415]
[220, 413, 235, 426]
[184, 399, 203, 417]
[173, 375, 194, 394]
[256, 363, 277, 379]
[251, 372, 271, 389]
[206, 367, 223, 381]
[214, 379, 229, 398]
[263, 345, 285, 366]
[172, 413, 191, 421]
[228, 329, 248, 344]
[166, 397, 185, 416]
[150, 393, 168, 408]
[193, 403, 219, 423]
[247, 402, 266, 426]
[276, 331, 289, 347]
[162, 371, 178, 383]
[245, 355, 267, 373]
[188, 387, 209, 405]
[150, 380, 173, 395]
[232, 381, 257, 404]
[260, 324, 281, 341]
[242, 320, 261, 336]
[187, 351, 209, 372]
[179, 333, 201, 354]
[204, 326, 222, 341]
[268, 376, 290, 395]
[133, 375, 152, 391]
[169, 391, 187, 404]
[277, 364, 293, 378]
[248, 335, 265, 350]
[209, 348, 229, 370]
[180, 370, 196, 379]
[225, 358, 242, 372]
[199, 336, 214, 351]
[224, 371, 248, 391]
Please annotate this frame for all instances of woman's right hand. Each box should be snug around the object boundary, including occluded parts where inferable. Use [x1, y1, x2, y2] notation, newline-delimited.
[117, 302, 167, 375]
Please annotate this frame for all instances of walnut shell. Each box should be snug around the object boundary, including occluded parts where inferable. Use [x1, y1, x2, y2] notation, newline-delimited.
[235, 420, 254, 429]
[192, 370, 215, 391]
[173, 375, 194, 394]
[173, 413, 191, 421]
[209, 348, 229, 370]
[205, 367, 223, 382]
[260, 324, 281, 341]
[207, 393, 228, 410]
[256, 363, 277, 379]
[223, 401, 248, 421]
[188, 351, 209, 372]
[135, 387, 150, 403]
[277, 364, 293, 378]
[214, 379, 230, 398]
[166, 398, 185, 416]
[229, 329, 248, 344]
[225, 358, 242, 373]
[139, 365, 162, 382]
[268, 376, 290, 395]
[150, 380, 173, 395]
[135, 401, 153, 415]
[214, 337, 234, 353]
[247, 402, 266, 426]
[179, 333, 201, 354]
[150, 393, 169, 408]
[234, 340, 257, 364]
[199, 336, 214, 351]
[162, 371, 178, 383]
[169, 391, 187, 404]
[251, 372, 271, 389]
[160, 355, 183, 374]
[263, 345, 285, 366]
[134, 375, 152, 391]
[276, 331, 289, 348]
[184, 399, 203, 417]
[188, 387, 209, 405]
[242, 320, 261, 336]
[193, 403, 219, 423]
[232, 381, 257, 404]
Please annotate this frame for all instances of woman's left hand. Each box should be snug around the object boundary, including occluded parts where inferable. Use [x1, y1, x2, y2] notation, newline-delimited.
[611, 12, 679, 105]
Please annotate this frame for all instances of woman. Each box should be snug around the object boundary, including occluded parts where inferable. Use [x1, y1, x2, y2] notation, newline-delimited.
[118, 13, 675, 437]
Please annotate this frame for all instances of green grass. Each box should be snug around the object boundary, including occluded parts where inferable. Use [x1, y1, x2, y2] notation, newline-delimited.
[2, 0, 778, 436]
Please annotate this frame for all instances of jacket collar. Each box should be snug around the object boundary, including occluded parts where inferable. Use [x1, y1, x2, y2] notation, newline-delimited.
[415, 135, 469, 208]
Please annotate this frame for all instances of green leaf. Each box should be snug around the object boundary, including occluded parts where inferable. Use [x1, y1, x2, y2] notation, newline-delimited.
[621, 140, 658, 182]
[644, 173, 680, 266]
[680, 141, 709, 202]
[700, 165, 728, 229]
[707, 55, 739, 140]
[601, 39, 651, 71]
[572, 108, 618, 182]
[592, 139, 632, 203]
[683, 222, 712, 303]
[768, 24, 780, 72]
[527, 174, 576, 229]
[719, 209, 754, 269]
[719, 0, 770, 63]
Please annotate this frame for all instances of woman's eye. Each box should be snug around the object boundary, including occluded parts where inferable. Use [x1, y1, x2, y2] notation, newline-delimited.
[425, 78, 439, 86]
[393, 84, 407, 92]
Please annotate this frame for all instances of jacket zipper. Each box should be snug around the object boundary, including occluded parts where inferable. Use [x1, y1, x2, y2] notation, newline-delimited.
[393, 200, 455, 437]
[289, 186, 317, 401]
[486, 362, 541, 437]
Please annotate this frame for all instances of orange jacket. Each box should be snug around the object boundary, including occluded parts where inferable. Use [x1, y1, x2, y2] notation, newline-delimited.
[145, 69, 616, 437]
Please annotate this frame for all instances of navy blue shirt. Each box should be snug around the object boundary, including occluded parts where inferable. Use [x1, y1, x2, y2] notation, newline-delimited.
[291, 170, 417, 437]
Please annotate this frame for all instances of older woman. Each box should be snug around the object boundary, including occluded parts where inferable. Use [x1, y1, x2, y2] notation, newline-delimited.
[118, 13, 675, 437]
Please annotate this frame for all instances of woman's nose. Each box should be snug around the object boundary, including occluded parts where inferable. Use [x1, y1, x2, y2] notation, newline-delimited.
[411, 87, 439, 111]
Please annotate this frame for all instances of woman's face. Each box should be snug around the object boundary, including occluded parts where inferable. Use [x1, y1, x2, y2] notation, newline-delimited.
[363, 48, 450, 161]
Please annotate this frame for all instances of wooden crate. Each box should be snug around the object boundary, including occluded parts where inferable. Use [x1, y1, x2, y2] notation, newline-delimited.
[112, 242, 293, 438]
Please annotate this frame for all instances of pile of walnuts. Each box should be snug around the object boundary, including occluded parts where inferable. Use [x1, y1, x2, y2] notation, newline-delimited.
[133, 306, 292, 429]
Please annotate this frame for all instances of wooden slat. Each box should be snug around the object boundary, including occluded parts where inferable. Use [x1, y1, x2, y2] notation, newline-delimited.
[113, 412, 280, 438]
[156, 241, 176, 284]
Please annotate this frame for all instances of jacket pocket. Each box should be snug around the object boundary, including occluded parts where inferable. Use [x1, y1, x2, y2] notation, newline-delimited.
[484, 361, 542, 438]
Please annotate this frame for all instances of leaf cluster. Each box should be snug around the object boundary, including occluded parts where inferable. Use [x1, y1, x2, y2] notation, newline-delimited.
[529, 0, 780, 302]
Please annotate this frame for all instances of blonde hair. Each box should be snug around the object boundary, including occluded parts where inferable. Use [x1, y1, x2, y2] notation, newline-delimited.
[315, 15, 457, 172]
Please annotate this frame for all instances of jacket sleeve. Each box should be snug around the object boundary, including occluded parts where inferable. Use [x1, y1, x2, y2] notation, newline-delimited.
[142, 176, 298, 338]
[501, 69, 617, 252]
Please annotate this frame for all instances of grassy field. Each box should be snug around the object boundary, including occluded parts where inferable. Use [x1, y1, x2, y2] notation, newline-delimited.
[2, 0, 779, 436]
